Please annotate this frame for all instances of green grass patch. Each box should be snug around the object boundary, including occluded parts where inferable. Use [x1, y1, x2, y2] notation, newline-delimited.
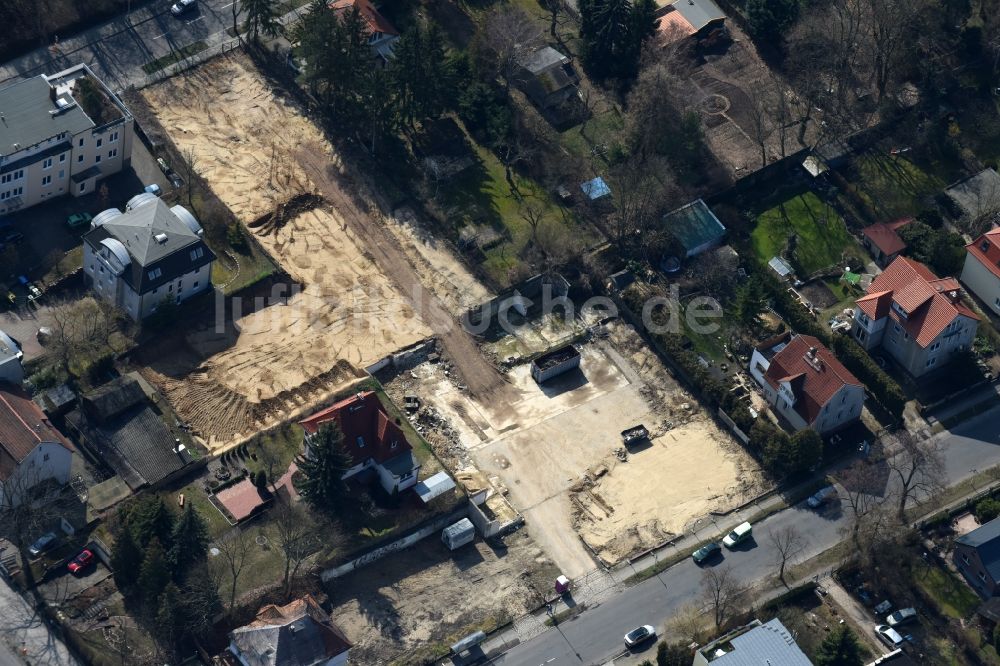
[141, 41, 209, 75]
[916, 564, 980, 619]
[558, 106, 627, 165]
[39, 245, 82, 288]
[245, 423, 304, 482]
[852, 154, 944, 219]
[162, 478, 232, 539]
[752, 192, 854, 275]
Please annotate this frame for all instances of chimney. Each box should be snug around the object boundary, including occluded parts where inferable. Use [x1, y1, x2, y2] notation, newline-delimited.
[49, 86, 56, 102]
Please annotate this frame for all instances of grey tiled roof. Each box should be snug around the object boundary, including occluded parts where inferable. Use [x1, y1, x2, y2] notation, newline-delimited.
[958, 518, 1000, 582]
[83, 198, 216, 294]
[701, 619, 813, 666]
[0, 76, 93, 159]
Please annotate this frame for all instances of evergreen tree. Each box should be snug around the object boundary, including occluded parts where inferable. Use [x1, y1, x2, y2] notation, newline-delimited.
[243, 0, 279, 43]
[734, 276, 768, 329]
[579, 0, 658, 79]
[392, 22, 451, 128]
[295, 422, 354, 516]
[656, 640, 690, 666]
[815, 625, 864, 666]
[110, 525, 143, 590]
[155, 582, 184, 655]
[126, 495, 175, 550]
[168, 504, 210, 575]
[745, 0, 800, 47]
[137, 537, 171, 607]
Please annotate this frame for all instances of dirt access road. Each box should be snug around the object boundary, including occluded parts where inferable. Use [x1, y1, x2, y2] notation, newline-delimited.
[295, 147, 511, 401]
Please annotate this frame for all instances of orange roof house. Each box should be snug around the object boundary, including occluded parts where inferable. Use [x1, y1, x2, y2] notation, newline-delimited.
[750, 333, 864, 434]
[329, 0, 399, 62]
[961, 228, 1000, 317]
[861, 218, 911, 268]
[0, 384, 75, 504]
[299, 391, 420, 494]
[852, 256, 979, 377]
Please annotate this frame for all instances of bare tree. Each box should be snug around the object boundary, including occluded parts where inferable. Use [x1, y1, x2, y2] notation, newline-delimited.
[701, 565, 739, 630]
[867, 0, 922, 102]
[180, 148, 199, 210]
[45, 297, 130, 376]
[768, 525, 803, 587]
[480, 6, 544, 94]
[0, 464, 66, 594]
[214, 527, 253, 610]
[744, 79, 776, 168]
[520, 198, 546, 251]
[886, 431, 944, 524]
[273, 501, 323, 597]
[232, 0, 245, 46]
[837, 460, 891, 552]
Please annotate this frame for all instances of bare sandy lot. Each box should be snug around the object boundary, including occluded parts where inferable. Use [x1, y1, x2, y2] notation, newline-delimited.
[138, 58, 436, 450]
[327, 531, 556, 665]
[141, 57, 322, 224]
[403, 320, 767, 576]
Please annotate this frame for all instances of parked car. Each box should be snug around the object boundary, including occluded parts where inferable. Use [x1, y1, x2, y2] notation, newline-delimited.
[807, 485, 838, 509]
[170, 0, 196, 15]
[144, 184, 161, 196]
[66, 212, 93, 230]
[28, 533, 58, 557]
[723, 521, 753, 548]
[875, 624, 905, 649]
[692, 542, 722, 564]
[67, 549, 95, 574]
[624, 625, 655, 648]
[886, 608, 917, 627]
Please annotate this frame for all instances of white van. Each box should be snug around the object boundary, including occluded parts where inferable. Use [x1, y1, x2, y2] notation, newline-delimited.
[722, 522, 753, 548]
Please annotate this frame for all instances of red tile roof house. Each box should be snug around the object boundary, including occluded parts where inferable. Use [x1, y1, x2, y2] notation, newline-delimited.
[749, 333, 864, 434]
[329, 0, 400, 64]
[861, 218, 912, 268]
[852, 256, 979, 377]
[299, 391, 420, 495]
[228, 594, 352, 666]
[0, 384, 75, 506]
[961, 228, 1000, 317]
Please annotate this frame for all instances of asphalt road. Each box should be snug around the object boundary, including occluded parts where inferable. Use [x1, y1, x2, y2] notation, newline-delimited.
[492, 407, 1000, 666]
[0, 0, 247, 90]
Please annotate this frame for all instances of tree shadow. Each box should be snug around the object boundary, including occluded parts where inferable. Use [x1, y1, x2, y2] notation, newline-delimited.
[355, 586, 403, 640]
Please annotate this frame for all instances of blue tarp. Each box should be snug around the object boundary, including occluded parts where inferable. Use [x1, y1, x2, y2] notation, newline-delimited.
[581, 177, 611, 200]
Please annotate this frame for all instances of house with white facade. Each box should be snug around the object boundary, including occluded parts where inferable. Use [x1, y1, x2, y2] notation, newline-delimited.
[750, 332, 864, 434]
[961, 227, 1000, 317]
[299, 391, 420, 494]
[228, 594, 352, 666]
[82, 194, 215, 321]
[0, 63, 133, 215]
[852, 256, 979, 377]
[0, 383, 74, 506]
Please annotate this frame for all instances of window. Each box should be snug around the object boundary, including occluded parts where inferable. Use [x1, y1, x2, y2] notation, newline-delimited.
[356, 436, 365, 448]
[980, 571, 988, 582]
[996, 297, 1000, 309]
[964, 554, 971, 565]
[41, 175, 51, 186]
[390, 440, 398, 449]
[926, 357, 937, 368]
[983, 240, 991, 252]
[79, 182, 86, 193]
[95, 154, 101, 163]
[110, 131, 119, 142]
[108, 148, 117, 158]
[193, 281, 199, 289]
[148, 267, 162, 280]
[893, 323, 901, 333]
[152, 287, 158, 294]
[78, 154, 84, 163]
[42, 157, 52, 169]
[58, 169, 64, 179]
[168, 283, 173, 292]
[96, 138, 102, 148]
[1, 169, 24, 184]
[78, 137, 84, 147]
[190, 247, 204, 261]
[930, 342, 941, 351]
[43, 453, 49, 462]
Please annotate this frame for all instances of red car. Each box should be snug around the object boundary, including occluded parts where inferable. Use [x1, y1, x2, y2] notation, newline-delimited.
[67, 549, 94, 574]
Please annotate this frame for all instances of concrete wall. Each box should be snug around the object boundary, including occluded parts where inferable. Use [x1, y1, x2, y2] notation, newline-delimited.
[962, 252, 1000, 316]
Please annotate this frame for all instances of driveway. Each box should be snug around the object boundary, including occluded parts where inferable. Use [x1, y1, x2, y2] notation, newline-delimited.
[37, 563, 112, 607]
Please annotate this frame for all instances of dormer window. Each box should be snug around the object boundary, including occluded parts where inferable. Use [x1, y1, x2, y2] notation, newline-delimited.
[190, 247, 204, 261]
[356, 436, 365, 448]
[148, 267, 162, 280]
[391, 440, 398, 449]
[983, 240, 991, 252]
[891, 301, 907, 320]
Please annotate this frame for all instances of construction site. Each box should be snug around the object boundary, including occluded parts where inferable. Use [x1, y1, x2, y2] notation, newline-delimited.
[135, 54, 506, 451]
[397, 319, 767, 577]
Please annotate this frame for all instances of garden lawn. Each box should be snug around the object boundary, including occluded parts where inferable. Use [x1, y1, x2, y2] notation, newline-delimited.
[852, 153, 944, 219]
[916, 564, 980, 619]
[752, 192, 853, 275]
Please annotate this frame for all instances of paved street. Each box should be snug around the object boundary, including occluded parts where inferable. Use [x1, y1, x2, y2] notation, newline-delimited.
[0, 574, 79, 666]
[0, 0, 254, 91]
[482, 405, 1000, 666]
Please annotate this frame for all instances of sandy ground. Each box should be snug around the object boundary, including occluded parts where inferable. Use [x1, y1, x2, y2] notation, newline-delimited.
[327, 531, 556, 665]
[400, 320, 767, 576]
[574, 419, 749, 565]
[141, 57, 321, 224]
[138, 54, 509, 448]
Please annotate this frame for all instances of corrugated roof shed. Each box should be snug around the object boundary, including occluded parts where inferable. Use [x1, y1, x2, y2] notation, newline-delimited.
[415, 471, 456, 504]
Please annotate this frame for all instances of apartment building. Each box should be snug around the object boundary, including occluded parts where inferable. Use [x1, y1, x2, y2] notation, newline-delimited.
[0, 63, 133, 215]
